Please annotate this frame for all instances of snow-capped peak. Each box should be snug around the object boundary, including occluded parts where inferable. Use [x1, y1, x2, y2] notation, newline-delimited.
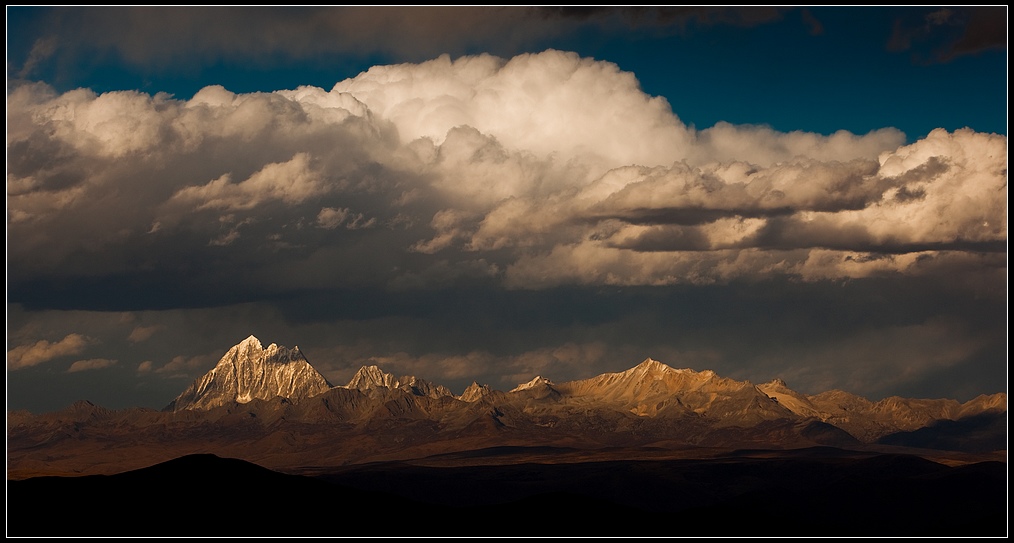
[345, 365, 399, 390]
[635, 358, 670, 373]
[764, 378, 789, 389]
[459, 381, 493, 402]
[239, 334, 262, 348]
[167, 335, 333, 411]
[510, 375, 554, 393]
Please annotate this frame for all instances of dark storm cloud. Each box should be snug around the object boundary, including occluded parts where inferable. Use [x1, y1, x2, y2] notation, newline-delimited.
[754, 217, 1005, 255]
[10, 6, 800, 78]
[7, 269, 1006, 411]
[8, 6, 566, 80]
[587, 158, 885, 219]
[590, 206, 798, 227]
[534, 6, 790, 29]
[612, 219, 1007, 254]
[887, 6, 1007, 63]
[944, 7, 1008, 60]
[745, 217, 1008, 255]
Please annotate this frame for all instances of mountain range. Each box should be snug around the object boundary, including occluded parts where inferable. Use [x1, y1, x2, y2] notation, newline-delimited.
[7, 335, 1008, 537]
[7, 334, 1007, 480]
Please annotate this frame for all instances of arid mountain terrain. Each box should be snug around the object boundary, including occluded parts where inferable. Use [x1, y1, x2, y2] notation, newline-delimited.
[6, 335, 1007, 536]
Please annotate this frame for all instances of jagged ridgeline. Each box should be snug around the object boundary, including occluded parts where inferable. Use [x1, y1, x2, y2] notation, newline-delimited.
[166, 335, 454, 412]
[8, 333, 1008, 484]
[166, 336, 333, 411]
[163, 335, 1006, 446]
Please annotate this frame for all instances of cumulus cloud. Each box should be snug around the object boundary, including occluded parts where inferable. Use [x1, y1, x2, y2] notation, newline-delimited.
[334, 50, 695, 170]
[480, 128, 1005, 287]
[68, 358, 118, 373]
[7, 334, 93, 370]
[168, 153, 326, 211]
[5, 50, 1006, 304]
[316, 207, 376, 230]
[687, 123, 906, 167]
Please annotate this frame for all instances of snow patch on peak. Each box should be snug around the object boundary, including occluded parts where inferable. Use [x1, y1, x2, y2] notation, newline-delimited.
[459, 381, 492, 402]
[260, 342, 306, 364]
[340, 366, 453, 398]
[630, 358, 679, 377]
[239, 334, 263, 348]
[637, 357, 665, 368]
[168, 336, 332, 411]
[633, 358, 705, 377]
[510, 375, 554, 393]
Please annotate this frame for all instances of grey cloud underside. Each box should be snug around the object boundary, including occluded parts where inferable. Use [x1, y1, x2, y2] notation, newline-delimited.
[608, 220, 1009, 254]
[588, 207, 799, 226]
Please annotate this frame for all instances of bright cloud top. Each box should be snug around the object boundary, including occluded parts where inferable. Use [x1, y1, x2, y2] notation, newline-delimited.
[6, 50, 1006, 297]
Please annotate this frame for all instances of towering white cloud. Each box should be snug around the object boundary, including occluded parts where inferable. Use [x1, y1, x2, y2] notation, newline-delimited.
[334, 50, 694, 170]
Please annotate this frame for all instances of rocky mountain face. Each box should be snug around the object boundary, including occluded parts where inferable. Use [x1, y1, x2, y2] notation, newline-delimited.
[555, 358, 797, 424]
[166, 335, 333, 411]
[459, 381, 494, 402]
[345, 365, 453, 399]
[7, 337, 1007, 478]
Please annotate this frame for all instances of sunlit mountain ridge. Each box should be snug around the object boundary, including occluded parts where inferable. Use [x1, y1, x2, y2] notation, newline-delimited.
[165, 336, 1006, 441]
[8, 335, 1006, 479]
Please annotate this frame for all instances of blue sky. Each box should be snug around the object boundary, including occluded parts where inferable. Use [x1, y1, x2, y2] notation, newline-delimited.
[6, 6, 1008, 413]
[8, 7, 1006, 140]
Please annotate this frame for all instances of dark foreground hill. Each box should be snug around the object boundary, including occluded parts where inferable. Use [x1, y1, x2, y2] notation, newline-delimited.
[7, 449, 1007, 537]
